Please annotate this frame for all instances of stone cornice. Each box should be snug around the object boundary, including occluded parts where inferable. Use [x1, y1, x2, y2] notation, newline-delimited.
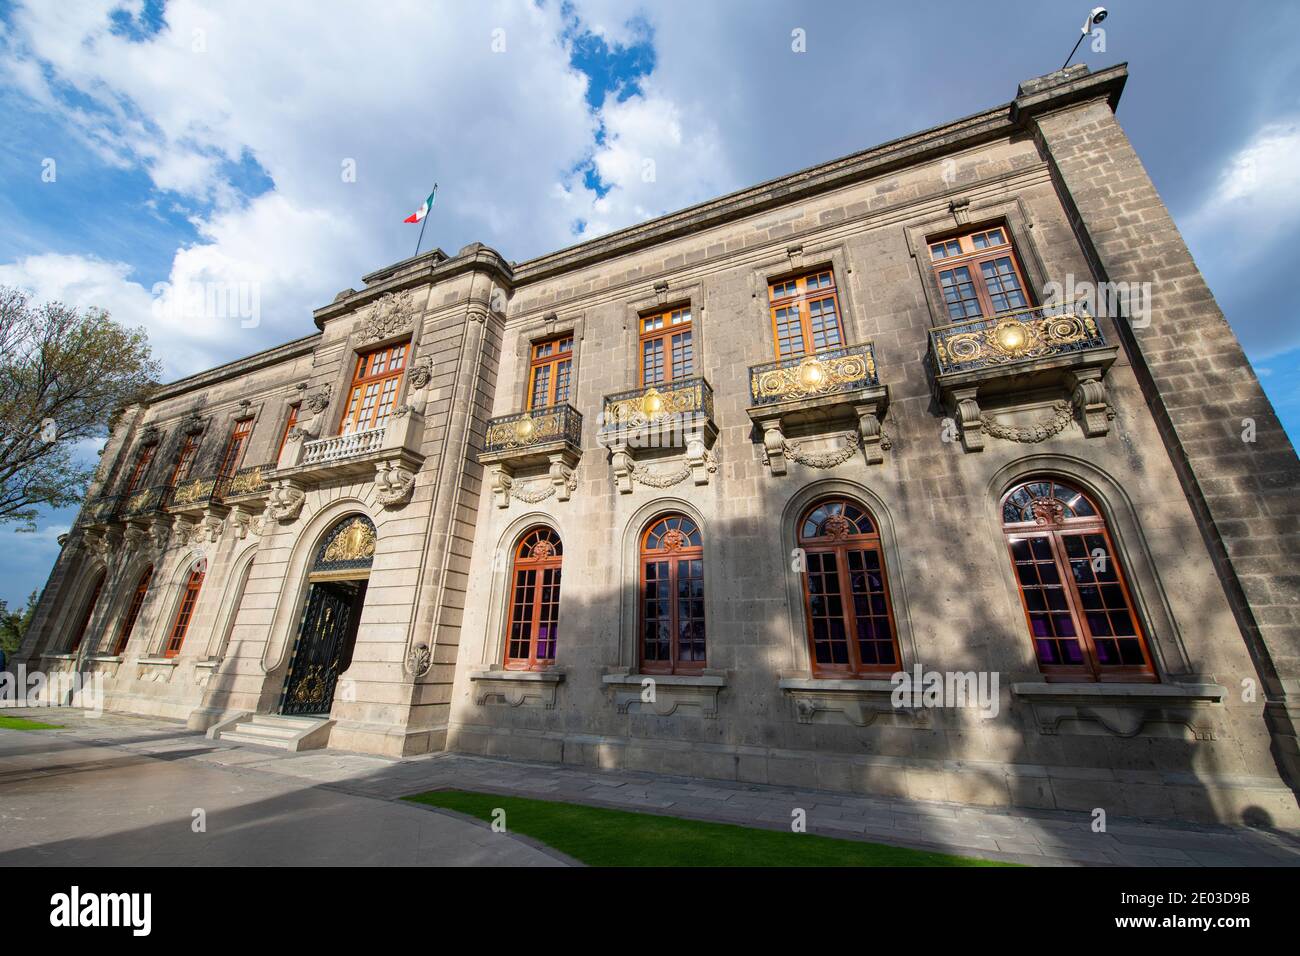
[149, 332, 322, 402]
[312, 243, 514, 328]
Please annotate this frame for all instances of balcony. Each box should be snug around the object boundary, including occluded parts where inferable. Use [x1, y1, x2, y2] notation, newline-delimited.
[597, 377, 718, 493]
[84, 494, 124, 526]
[478, 404, 583, 508]
[746, 344, 889, 474]
[927, 305, 1117, 452]
[120, 484, 169, 519]
[272, 408, 426, 514]
[167, 473, 222, 513]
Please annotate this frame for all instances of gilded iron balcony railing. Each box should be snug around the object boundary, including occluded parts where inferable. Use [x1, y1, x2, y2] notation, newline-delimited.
[120, 484, 168, 519]
[929, 306, 1105, 377]
[167, 472, 222, 510]
[599, 376, 715, 435]
[221, 463, 272, 500]
[482, 403, 583, 455]
[748, 344, 880, 407]
[86, 494, 123, 524]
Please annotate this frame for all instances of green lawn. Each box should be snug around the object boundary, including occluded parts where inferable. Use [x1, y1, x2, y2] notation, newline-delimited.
[405, 789, 1012, 867]
[0, 715, 61, 730]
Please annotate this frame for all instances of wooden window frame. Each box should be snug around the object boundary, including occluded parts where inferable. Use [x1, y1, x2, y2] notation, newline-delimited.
[169, 434, 200, 487]
[504, 527, 563, 670]
[638, 305, 694, 386]
[217, 418, 253, 478]
[165, 567, 205, 658]
[110, 565, 153, 656]
[766, 269, 846, 361]
[797, 498, 902, 678]
[339, 342, 410, 434]
[927, 224, 1033, 321]
[638, 514, 706, 675]
[276, 404, 300, 461]
[68, 573, 105, 653]
[1002, 480, 1156, 683]
[123, 443, 157, 495]
[525, 335, 574, 410]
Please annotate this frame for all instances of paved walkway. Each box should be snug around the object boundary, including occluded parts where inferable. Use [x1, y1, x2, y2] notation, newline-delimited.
[3, 708, 1299, 866]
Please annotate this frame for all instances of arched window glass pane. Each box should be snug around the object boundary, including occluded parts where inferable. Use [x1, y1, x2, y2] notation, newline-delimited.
[639, 514, 705, 673]
[796, 498, 898, 677]
[506, 527, 562, 669]
[1001, 479, 1153, 681]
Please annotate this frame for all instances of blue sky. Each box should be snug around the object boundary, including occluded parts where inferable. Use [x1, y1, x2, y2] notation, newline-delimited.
[1, 0, 1298, 609]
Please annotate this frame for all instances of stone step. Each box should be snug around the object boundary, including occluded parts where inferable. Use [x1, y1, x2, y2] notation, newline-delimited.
[228, 721, 300, 741]
[248, 714, 324, 731]
[217, 730, 297, 751]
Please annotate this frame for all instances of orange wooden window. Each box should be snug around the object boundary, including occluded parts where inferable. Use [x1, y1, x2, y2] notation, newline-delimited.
[169, 435, 199, 486]
[1002, 479, 1155, 682]
[639, 514, 705, 674]
[797, 498, 901, 677]
[929, 225, 1031, 321]
[111, 565, 153, 655]
[276, 404, 300, 459]
[218, 419, 252, 478]
[339, 342, 409, 434]
[639, 306, 693, 385]
[123, 444, 156, 494]
[504, 527, 563, 670]
[526, 336, 574, 409]
[768, 270, 845, 360]
[165, 567, 205, 658]
[68, 573, 105, 652]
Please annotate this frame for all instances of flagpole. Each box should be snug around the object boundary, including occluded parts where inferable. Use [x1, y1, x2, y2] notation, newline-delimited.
[414, 183, 436, 258]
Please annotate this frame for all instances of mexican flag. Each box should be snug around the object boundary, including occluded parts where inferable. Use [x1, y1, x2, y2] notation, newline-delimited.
[403, 186, 437, 223]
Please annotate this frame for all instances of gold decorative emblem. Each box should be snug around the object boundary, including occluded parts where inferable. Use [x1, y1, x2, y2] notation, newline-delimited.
[530, 539, 556, 560]
[603, 380, 705, 428]
[226, 467, 267, 497]
[322, 518, 376, 563]
[291, 664, 329, 704]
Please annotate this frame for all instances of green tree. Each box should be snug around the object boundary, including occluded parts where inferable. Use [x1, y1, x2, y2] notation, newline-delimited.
[0, 286, 160, 528]
[0, 590, 38, 654]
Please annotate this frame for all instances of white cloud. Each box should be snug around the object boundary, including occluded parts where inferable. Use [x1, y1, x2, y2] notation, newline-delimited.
[1188, 119, 1300, 257]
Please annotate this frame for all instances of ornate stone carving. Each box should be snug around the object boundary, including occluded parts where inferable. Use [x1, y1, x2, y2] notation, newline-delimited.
[408, 359, 432, 390]
[180, 413, 206, 436]
[265, 479, 306, 523]
[406, 642, 432, 678]
[363, 289, 417, 342]
[1069, 368, 1114, 437]
[948, 387, 985, 453]
[548, 453, 577, 501]
[374, 460, 416, 508]
[979, 400, 1075, 443]
[140, 424, 161, 446]
[198, 511, 225, 544]
[305, 386, 331, 416]
[226, 505, 257, 540]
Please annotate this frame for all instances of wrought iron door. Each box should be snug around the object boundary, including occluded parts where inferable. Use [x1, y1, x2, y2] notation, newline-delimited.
[281, 580, 365, 716]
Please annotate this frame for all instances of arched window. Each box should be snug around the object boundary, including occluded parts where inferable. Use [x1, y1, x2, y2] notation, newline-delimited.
[68, 571, 106, 652]
[639, 514, 705, 673]
[798, 498, 900, 676]
[165, 563, 206, 658]
[505, 527, 563, 670]
[110, 565, 154, 655]
[1002, 479, 1154, 681]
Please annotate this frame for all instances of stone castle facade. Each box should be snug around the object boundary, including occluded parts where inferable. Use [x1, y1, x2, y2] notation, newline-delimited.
[19, 65, 1300, 826]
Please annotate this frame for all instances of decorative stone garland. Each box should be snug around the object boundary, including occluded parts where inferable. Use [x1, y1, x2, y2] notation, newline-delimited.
[510, 482, 556, 503]
[979, 400, 1074, 443]
[781, 430, 860, 469]
[629, 452, 717, 488]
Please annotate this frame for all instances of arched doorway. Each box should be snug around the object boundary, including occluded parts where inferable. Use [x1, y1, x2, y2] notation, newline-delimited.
[279, 515, 375, 716]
